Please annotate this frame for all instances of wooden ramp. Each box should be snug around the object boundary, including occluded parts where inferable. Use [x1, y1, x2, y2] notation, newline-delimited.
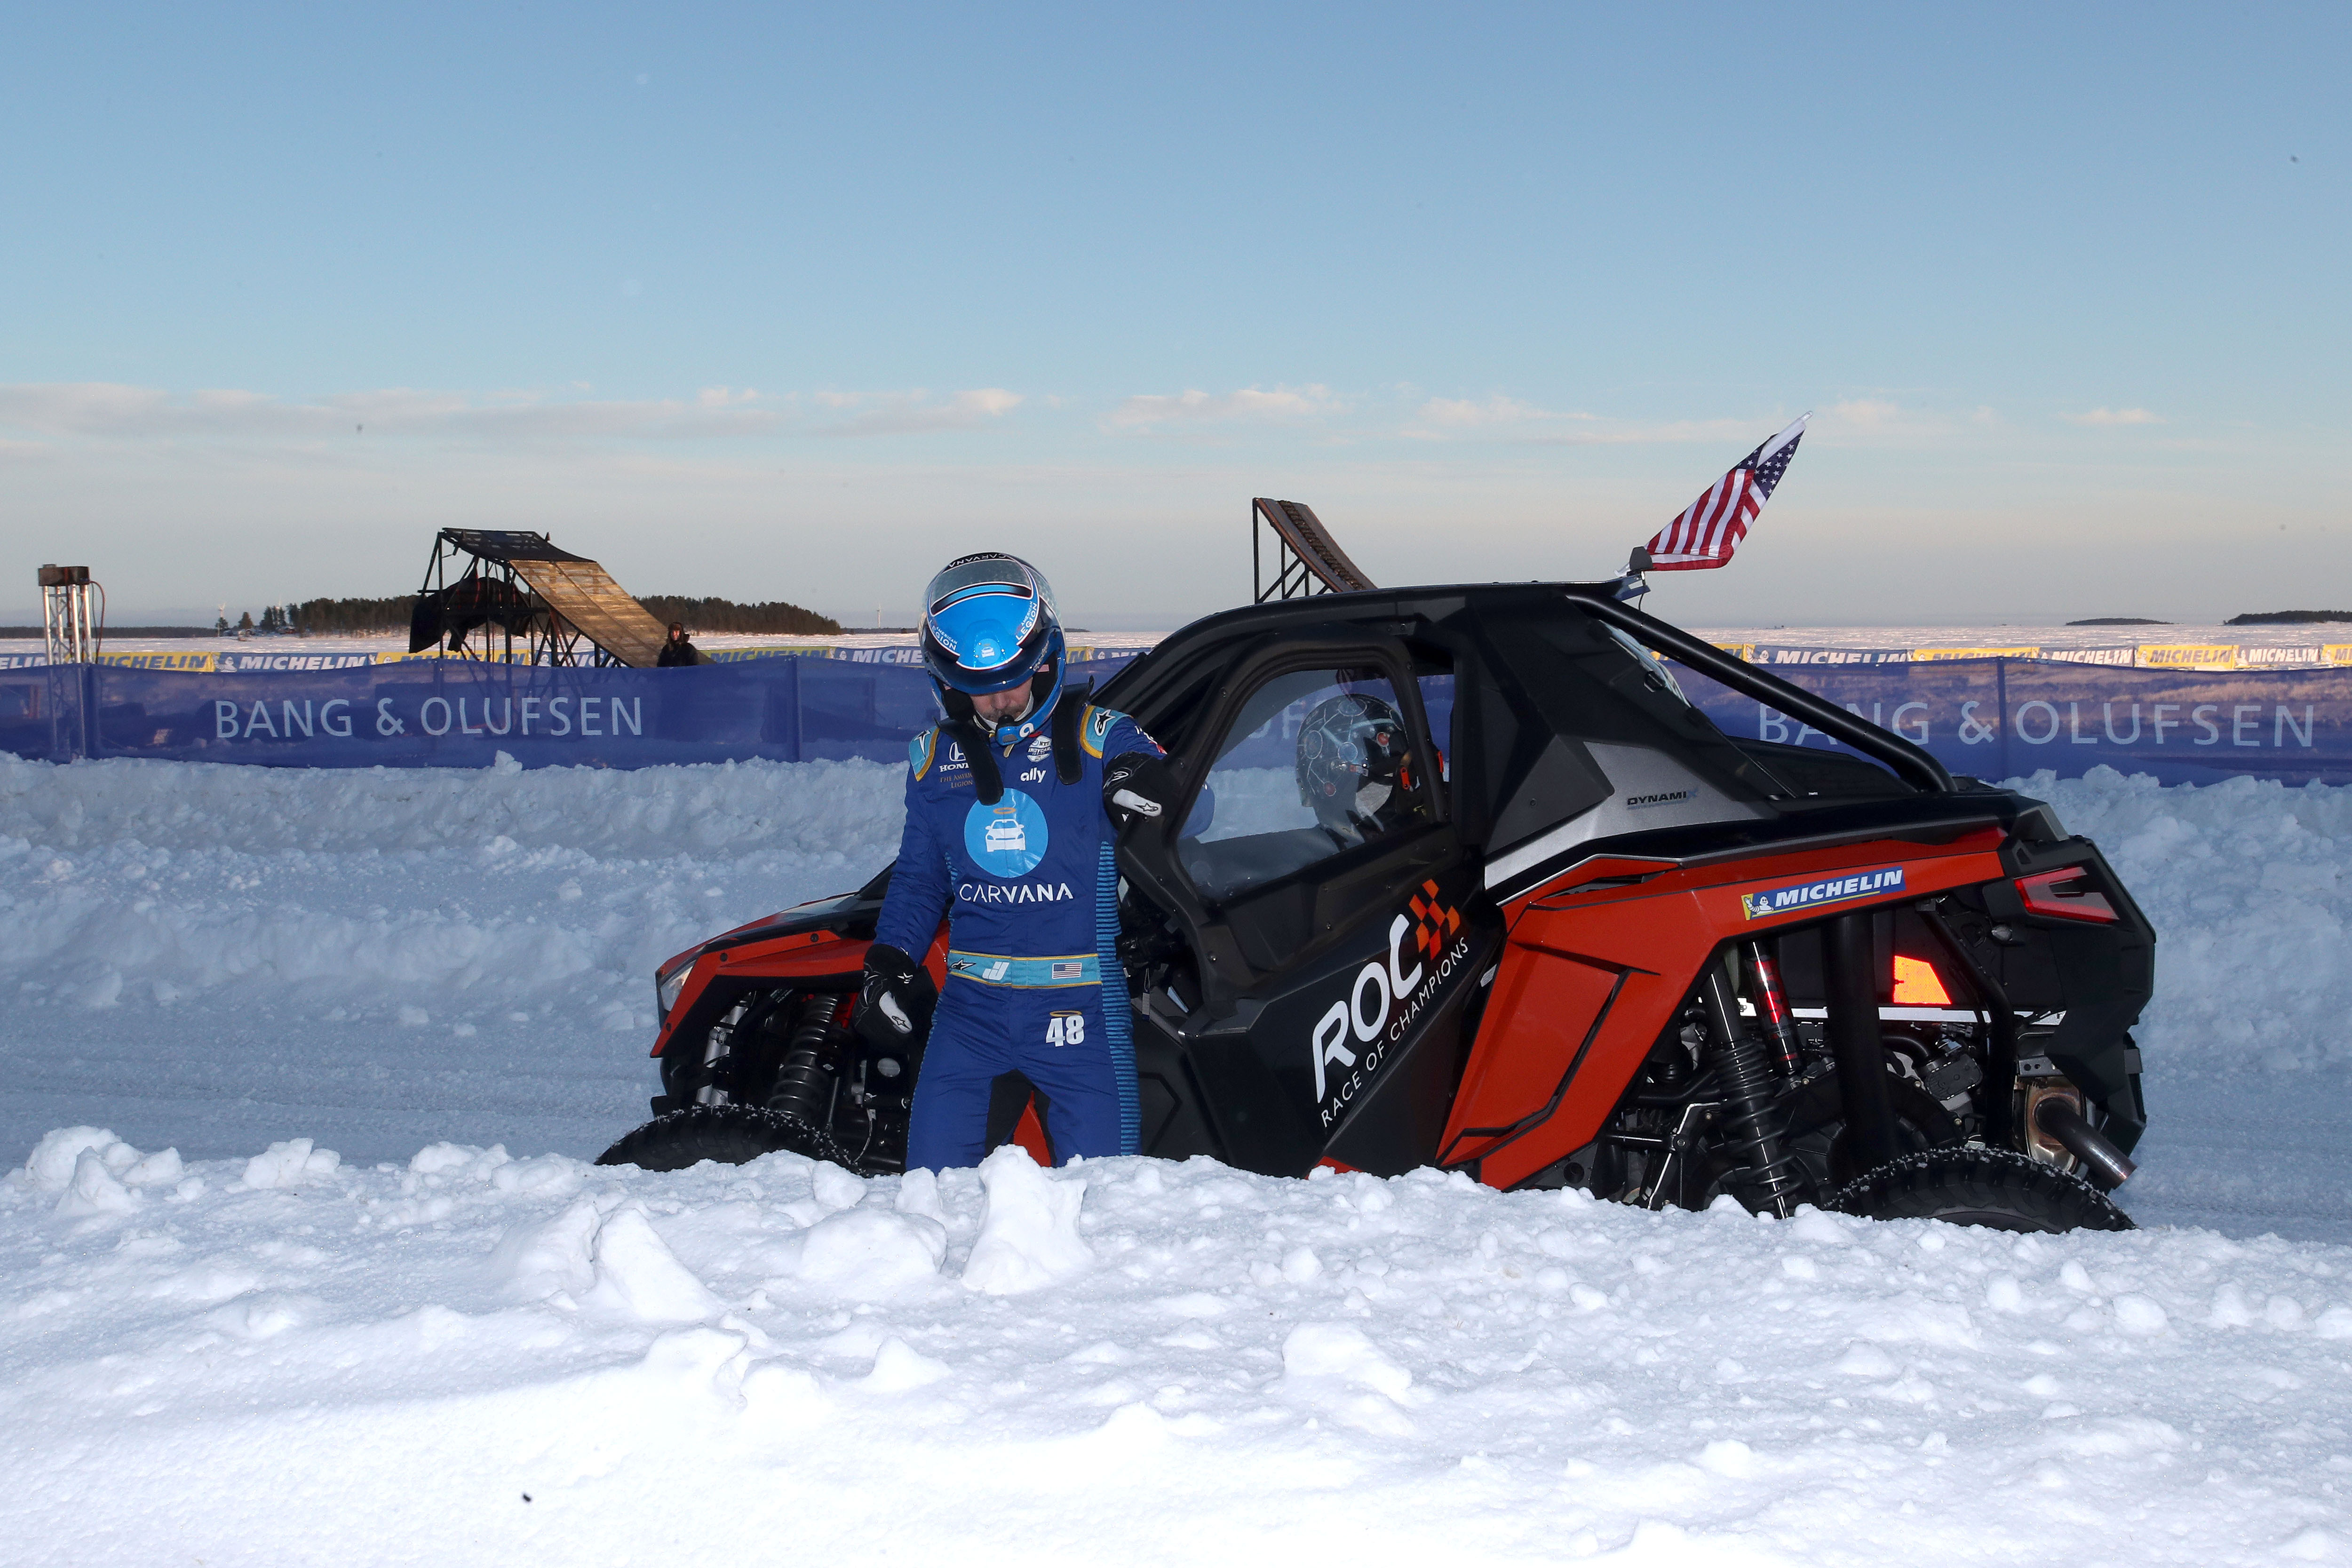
[504, 556, 669, 668]
[424, 531, 671, 668]
[1252, 498, 1376, 601]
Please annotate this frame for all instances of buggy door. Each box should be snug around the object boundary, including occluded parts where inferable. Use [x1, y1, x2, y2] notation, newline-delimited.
[1119, 637, 1498, 1175]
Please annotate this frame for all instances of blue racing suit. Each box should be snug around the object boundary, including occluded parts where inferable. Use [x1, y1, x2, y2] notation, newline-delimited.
[874, 699, 1163, 1170]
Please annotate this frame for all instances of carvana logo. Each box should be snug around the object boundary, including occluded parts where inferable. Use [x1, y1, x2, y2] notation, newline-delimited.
[965, 790, 1049, 876]
[1740, 867, 1905, 921]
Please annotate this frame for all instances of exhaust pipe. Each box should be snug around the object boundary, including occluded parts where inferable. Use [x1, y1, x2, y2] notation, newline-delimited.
[2033, 1098, 2136, 1190]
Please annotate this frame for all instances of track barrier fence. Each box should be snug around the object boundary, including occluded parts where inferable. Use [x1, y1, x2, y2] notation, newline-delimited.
[5, 653, 2352, 786]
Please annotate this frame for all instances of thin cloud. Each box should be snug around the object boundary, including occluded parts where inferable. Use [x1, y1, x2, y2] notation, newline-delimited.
[2065, 407, 2164, 427]
[0, 382, 1023, 443]
[1398, 396, 1748, 446]
[1411, 395, 1598, 430]
[0, 382, 784, 441]
[1815, 398, 1989, 443]
[814, 388, 1023, 436]
[1106, 384, 1337, 431]
[1828, 398, 1906, 429]
[1419, 395, 1552, 427]
[1425, 413, 1757, 447]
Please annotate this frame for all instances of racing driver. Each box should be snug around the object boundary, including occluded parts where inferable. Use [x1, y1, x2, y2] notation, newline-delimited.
[854, 553, 1177, 1170]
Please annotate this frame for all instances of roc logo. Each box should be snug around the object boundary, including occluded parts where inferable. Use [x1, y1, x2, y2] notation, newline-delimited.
[1406, 879, 1462, 964]
[1308, 880, 1473, 1122]
[1740, 867, 1905, 921]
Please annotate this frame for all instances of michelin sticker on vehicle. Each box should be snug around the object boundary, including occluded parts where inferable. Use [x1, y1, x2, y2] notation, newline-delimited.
[1740, 867, 1905, 921]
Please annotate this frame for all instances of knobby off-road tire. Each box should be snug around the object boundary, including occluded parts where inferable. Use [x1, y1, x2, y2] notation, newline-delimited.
[1824, 1146, 2134, 1233]
[596, 1104, 855, 1172]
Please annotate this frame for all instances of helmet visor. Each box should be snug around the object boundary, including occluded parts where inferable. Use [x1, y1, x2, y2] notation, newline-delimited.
[921, 554, 1062, 694]
[925, 557, 1056, 624]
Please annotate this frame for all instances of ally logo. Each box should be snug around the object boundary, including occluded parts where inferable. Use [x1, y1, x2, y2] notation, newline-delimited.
[965, 790, 1049, 876]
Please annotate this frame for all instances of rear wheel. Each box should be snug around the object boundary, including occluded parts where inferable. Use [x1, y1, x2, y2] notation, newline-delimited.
[1825, 1146, 2133, 1233]
[596, 1104, 856, 1171]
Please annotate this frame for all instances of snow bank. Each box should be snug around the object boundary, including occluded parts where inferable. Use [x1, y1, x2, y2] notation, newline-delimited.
[2030, 767, 2352, 1071]
[0, 754, 906, 1164]
[6, 1134, 2350, 1564]
[0, 749, 901, 855]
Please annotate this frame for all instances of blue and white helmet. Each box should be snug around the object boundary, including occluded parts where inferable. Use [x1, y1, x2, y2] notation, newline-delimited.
[919, 553, 1066, 738]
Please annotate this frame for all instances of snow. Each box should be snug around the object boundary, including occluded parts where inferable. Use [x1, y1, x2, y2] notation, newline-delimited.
[0, 751, 904, 1164]
[5, 753, 2352, 1560]
[11, 1132, 2352, 1564]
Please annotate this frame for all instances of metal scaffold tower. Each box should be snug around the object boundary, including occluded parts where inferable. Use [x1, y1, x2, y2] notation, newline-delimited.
[39, 564, 102, 663]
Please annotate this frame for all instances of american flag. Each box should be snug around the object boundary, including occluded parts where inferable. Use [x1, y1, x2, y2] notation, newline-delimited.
[1641, 414, 1809, 572]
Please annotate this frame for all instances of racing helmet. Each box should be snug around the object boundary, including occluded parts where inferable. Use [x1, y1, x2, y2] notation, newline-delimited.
[918, 552, 1066, 737]
[1295, 692, 1420, 840]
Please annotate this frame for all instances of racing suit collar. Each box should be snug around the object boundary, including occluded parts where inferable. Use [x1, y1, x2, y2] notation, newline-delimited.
[977, 697, 1034, 746]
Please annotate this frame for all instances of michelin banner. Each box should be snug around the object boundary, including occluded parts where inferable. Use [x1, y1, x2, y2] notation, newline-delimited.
[1668, 657, 2352, 787]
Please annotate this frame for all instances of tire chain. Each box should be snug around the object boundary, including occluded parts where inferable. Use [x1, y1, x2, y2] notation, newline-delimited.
[596, 1103, 860, 1172]
[1823, 1145, 2134, 1233]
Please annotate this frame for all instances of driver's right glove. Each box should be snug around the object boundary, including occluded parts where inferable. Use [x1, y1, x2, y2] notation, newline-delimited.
[856, 943, 936, 1052]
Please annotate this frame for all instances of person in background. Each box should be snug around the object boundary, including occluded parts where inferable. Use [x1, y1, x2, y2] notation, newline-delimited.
[657, 622, 701, 667]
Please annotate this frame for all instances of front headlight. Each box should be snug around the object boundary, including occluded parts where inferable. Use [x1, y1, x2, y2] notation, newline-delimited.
[656, 963, 690, 1020]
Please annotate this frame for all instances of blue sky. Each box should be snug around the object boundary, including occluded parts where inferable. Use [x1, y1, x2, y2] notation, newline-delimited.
[1, 3, 2344, 628]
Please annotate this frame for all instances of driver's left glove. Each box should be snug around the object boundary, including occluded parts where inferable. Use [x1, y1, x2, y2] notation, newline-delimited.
[1103, 752, 1180, 827]
[856, 943, 936, 1051]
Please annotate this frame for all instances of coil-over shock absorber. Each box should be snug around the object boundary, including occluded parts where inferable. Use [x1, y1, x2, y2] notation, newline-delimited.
[1697, 958, 1809, 1218]
[1742, 939, 1804, 1075]
[767, 993, 852, 1123]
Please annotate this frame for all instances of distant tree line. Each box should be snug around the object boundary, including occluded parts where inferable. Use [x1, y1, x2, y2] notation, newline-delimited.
[2226, 610, 2352, 626]
[215, 594, 842, 637]
[243, 597, 422, 635]
[636, 596, 842, 636]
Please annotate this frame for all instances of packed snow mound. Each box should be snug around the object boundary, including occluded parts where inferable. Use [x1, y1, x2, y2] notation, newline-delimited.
[961, 1143, 1094, 1293]
[7, 1134, 2350, 1564]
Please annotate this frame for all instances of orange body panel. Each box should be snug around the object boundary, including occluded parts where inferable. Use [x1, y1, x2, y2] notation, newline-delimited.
[651, 923, 947, 1059]
[1012, 1101, 1054, 1166]
[1444, 828, 2009, 1189]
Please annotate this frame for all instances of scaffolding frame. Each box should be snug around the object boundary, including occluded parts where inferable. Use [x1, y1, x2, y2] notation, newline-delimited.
[413, 530, 667, 668]
[38, 565, 101, 663]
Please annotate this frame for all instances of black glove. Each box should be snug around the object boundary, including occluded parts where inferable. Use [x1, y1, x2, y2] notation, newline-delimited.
[855, 943, 936, 1051]
[1103, 752, 1181, 828]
